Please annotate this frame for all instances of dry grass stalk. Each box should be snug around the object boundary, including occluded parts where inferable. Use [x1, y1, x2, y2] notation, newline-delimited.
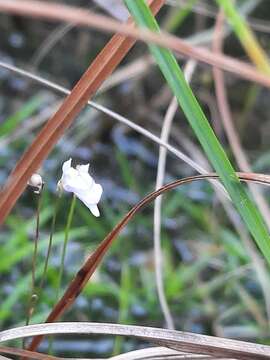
[2, 321, 270, 359]
[0, 1, 270, 87]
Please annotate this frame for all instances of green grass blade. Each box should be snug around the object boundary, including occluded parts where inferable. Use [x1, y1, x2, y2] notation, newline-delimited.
[216, 0, 270, 74]
[0, 94, 44, 138]
[163, 0, 198, 32]
[124, 0, 270, 264]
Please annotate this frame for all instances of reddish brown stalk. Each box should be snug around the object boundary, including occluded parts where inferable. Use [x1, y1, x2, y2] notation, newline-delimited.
[0, 1, 270, 87]
[27, 172, 270, 352]
[0, 0, 164, 225]
[0, 345, 60, 360]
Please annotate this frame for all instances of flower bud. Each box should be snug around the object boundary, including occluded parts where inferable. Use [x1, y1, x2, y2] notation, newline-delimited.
[28, 173, 43, 194]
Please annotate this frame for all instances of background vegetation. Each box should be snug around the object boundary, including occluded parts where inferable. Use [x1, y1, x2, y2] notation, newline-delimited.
[0, 0, 270, 358]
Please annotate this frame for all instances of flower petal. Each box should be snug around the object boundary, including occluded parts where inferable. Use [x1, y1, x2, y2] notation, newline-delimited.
[86, 183, 103, 203]
[62, 168, 93, 193]
[92, 183, 103, 203]
[62, 158, 72, 173]
[76, 171, 94, 190]
[61, 168, 83, 192]
[76, 163, 90, 173]
[89, 204, 100, 217]
[74, 183, 102, 205]
[75, 192, 101, 216]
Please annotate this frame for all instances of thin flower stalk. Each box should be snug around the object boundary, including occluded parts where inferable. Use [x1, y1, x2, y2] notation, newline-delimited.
[57, 194, 76, 298]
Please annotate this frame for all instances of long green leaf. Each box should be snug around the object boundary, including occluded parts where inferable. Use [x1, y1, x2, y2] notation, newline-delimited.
[124, 0, 270, 263]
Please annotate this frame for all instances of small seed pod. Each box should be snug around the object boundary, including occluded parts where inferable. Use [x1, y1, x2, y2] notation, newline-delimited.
[28, 173, 44, 194]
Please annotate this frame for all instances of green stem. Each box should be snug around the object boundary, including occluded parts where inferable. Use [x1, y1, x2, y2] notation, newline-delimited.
[24, 191, 42, 346]
[57, 194, 76, 298]
[32, 193, 42, 293]
[39, 195, 61, 290]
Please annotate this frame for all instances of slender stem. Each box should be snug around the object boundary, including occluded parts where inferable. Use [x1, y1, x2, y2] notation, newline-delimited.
[41, 194, 60, 360]
[32, 193, 42, 292]
[154, 60, 196, 330]
[39, 195, 61, 290]
[24, 191, 42, 347]
[57, 194, 76, 298]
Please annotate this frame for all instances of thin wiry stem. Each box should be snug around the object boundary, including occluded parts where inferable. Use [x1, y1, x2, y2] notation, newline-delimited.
[39, 195, 61, 291]
[24, 191, 42, 347]
[31, 2, 103, 70]
[32, 193, 42, 293]
[27, 193, 42, 322]
[31, 23, 74, 69]
[57, 194, 76, 299]
[0, 61, 211, 177]
[154, 96, 178, 330]
[154, 60, 197, 329]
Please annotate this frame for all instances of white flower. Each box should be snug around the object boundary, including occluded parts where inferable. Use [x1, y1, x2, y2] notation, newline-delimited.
[58, 158, 103, 217]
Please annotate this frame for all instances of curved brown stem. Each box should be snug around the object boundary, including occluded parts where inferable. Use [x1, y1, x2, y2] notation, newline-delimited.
[0, 345, 60, 360]
[27, 171, 270, 352]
